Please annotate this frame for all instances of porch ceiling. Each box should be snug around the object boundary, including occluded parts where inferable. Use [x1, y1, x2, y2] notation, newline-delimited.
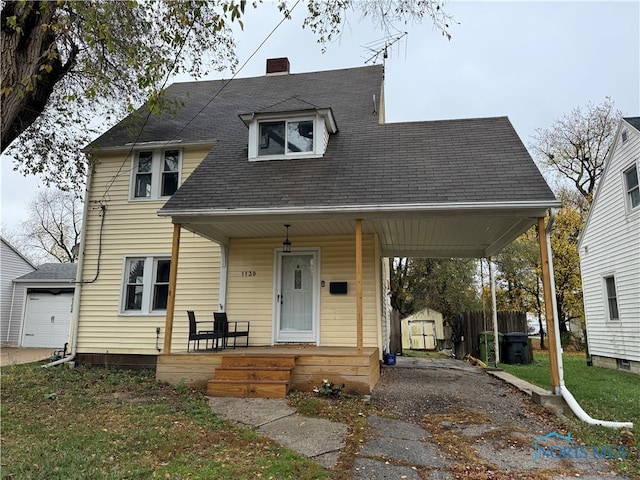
[169, 204, 549, 258]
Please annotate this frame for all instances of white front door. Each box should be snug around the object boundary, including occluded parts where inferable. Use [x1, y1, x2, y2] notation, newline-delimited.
[275, 251, 318, 343]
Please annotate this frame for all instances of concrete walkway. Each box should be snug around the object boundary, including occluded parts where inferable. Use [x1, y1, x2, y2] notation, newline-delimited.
[208, 397, 348, 469]
[208, 359, 631, 479]
[1, 347, 53, 367]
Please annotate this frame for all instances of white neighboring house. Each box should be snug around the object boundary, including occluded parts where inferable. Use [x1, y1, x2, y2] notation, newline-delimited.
[578, 117, 640, 375]
[0, 237, 36, 345]
[12, 263, 77, 349]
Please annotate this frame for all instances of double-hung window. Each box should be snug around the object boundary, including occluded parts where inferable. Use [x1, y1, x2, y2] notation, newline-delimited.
[122, 256, 171, 314]
[604, 276, 619, 321]
[624, 164, 639, 211]
[132, 149, 181, 200]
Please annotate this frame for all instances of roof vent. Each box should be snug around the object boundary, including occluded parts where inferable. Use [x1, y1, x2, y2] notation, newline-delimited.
[266, 57, 290, 76]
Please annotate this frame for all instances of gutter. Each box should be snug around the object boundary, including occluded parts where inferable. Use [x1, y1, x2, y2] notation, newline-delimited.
[158, 200, 562, 218]
[545, 209, 633, 429]
[43, 168, 93, 368]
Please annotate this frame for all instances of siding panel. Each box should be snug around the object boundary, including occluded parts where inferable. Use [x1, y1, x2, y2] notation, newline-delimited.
[77, 147, 221, 354]
[580, 120, 640, 362]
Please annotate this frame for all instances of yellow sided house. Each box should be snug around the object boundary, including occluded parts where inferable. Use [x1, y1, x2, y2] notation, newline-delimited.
[71, 59, 559, 397]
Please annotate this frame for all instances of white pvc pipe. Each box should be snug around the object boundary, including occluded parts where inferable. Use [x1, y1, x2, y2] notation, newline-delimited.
[489, 258, 500, 366]
[545, 209, 632, 429]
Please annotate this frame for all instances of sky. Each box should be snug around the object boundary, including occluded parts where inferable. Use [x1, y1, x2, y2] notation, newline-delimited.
[1, 1, 639, 237]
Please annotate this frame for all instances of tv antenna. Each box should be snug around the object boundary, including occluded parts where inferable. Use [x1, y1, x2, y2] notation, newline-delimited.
[362, 31, 408, 65]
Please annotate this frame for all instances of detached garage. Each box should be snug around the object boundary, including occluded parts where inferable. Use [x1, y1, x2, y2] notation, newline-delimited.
[14, 264, 77, 349]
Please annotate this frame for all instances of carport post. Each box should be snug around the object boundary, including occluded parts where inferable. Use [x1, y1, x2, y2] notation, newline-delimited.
[163, 223, 181, 354]
[537, 217, 560, 392]
[356, 219, 363, 354]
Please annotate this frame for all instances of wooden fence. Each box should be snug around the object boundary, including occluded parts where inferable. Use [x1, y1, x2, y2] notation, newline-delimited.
[453, 310, 527, 360]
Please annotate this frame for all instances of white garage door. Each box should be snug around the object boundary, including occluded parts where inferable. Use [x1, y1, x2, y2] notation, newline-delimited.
[22, 291, 73, 348]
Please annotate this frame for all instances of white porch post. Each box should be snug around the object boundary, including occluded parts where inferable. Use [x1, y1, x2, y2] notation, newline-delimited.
[356, 219, 363, 354]
[218, 243, 228, 312]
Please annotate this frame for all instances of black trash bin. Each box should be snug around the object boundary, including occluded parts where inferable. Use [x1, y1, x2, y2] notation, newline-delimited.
[502, 332, 530, 364]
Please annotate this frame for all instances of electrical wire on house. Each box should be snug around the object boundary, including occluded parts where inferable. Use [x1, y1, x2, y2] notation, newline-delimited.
[99, 0, 303, 201]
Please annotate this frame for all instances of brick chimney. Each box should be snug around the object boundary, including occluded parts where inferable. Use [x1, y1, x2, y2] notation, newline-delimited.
[266, 57, 290, 76]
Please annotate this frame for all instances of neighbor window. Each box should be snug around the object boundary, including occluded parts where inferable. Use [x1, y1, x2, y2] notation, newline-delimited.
[259, 119, 314, 157]
[604, 276, 619, 320]
[122, 256, 171, 314]
[132, 149, 181, 199]
[624, 164, 640, 210]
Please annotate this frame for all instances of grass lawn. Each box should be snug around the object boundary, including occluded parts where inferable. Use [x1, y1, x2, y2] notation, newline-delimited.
[501, 351, 640, 478]
[1, 363, 330, 480]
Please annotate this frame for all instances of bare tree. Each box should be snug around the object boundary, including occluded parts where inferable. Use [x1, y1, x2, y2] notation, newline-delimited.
[530, 97, 622, 203]
[21, 189, 82, 264]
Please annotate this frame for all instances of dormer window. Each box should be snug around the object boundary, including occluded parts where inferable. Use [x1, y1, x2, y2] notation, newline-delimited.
[240, 107, 337, 161]
[259, 119, 314, 156]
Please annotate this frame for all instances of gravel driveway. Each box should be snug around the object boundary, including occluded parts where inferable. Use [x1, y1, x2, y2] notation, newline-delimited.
[356, 356, 630, 480]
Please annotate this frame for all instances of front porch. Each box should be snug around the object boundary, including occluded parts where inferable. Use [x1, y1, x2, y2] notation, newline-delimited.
[156, 346, 380, 397]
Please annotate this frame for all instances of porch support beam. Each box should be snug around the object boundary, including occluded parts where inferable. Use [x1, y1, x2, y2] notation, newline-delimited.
[356, 219, 363, 354]
[163, 223, 181, 354]
[537, 217, 560, 392]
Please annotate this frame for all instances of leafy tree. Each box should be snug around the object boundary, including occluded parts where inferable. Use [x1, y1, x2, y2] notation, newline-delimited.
[530, 97, 622, 203]
[20, 189, 83, 264]
[390, 257, 480, 321]
[550, 188, 588, 335]
[1, 0, 454, 192]
[494, 228, 546, 345]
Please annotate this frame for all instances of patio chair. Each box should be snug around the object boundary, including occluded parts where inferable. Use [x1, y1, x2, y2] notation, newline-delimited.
[187, 310, 222, 352]
[213, 312, 250, 349]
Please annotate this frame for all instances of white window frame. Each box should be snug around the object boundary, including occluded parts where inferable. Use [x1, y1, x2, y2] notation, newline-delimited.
[623, 162, 640, 212]
[603, 275, 620, 321]
[130, 149, 182, 200]
[242, 109, 337, 161]
[120, 256, 171, 315]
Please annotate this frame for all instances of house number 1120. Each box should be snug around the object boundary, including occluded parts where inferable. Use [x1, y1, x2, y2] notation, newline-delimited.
[241, 271, 256, 277]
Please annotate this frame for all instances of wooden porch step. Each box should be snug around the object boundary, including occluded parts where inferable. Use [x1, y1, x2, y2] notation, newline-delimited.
[213, 366, 292, 382]
[208, 354, 297, 398]
[207, 379, 289, 398]
[220, 354, 296, 369]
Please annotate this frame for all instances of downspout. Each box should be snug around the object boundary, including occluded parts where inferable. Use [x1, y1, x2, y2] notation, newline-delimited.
[545, 209, 633, 429]
[7, 282, 17, 343]
[43, 169, 93, 368]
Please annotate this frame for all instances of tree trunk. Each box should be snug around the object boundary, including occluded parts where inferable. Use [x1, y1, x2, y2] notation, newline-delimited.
[1, 2, 76, 151]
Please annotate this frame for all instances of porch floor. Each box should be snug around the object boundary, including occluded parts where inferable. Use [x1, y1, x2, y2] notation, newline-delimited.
[156, 346, 380, 395]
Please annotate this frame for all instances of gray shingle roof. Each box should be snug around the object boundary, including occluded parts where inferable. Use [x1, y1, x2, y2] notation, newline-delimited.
[93, 64, 555, 212]
[624, 117, 640, 132]
[14, 263, 77, 282]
